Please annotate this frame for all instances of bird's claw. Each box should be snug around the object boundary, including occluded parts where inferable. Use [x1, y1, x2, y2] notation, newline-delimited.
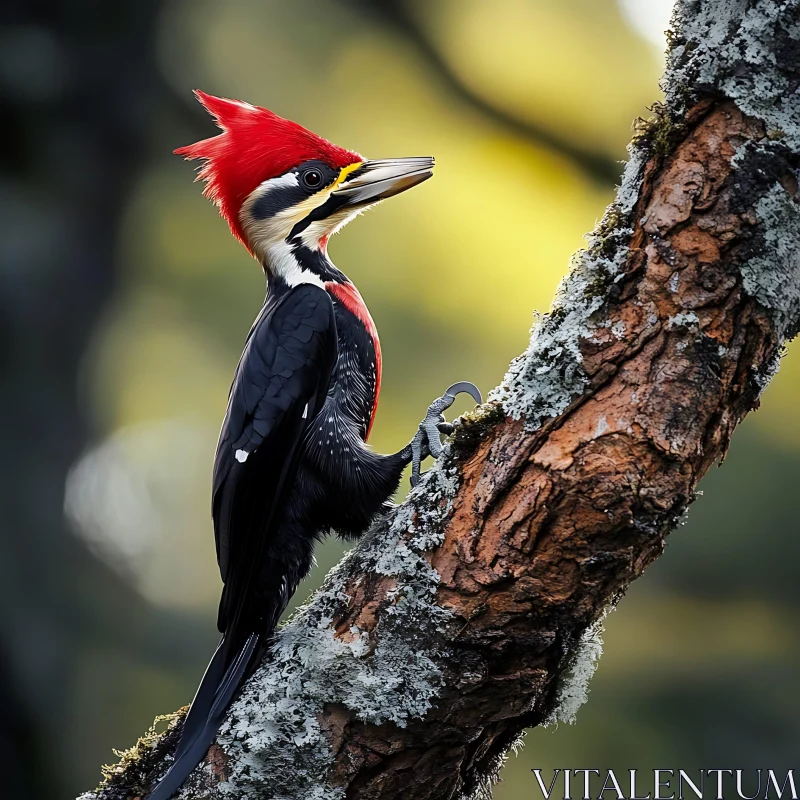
[410, 381, 482, 487]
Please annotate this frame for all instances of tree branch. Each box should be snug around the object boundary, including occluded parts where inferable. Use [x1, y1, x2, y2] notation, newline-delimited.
[338, 0, 622, 185]
[81, 2, 800, 798]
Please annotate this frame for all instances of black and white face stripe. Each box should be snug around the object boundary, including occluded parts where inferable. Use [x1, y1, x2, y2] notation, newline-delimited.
[250, 161, 340, 221]
[240, 156, 434, 285]
[239, 160, 364, 278]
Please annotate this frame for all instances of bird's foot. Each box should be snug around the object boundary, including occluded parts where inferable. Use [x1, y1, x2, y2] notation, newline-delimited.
[410, 381, 482, 487]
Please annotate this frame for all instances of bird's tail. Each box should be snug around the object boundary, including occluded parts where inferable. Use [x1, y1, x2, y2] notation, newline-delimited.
[145, 632, 261, 800]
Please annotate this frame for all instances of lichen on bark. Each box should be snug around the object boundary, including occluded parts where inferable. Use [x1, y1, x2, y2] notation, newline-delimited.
[489, 146, 646, 430]
[179, 460, 463, 800]
[667, 0, 800, 147]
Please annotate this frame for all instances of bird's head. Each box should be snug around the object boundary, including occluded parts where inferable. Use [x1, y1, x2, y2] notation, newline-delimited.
[175, 91, 433, 270]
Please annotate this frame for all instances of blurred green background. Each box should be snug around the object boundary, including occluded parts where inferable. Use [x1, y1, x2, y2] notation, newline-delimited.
[2, 1, 797, 797]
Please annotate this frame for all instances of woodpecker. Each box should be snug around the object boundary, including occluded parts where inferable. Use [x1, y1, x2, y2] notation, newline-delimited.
[145, 91, 480, 800]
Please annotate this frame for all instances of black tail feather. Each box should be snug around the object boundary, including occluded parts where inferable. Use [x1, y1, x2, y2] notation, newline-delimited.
[173, 639, 225, 761]
[145, 633, 261, 800]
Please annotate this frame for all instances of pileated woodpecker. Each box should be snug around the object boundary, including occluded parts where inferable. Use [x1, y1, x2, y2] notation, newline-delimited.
[145, 91, 480, 799]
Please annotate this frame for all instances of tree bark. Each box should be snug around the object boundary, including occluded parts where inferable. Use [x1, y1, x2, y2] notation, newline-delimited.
[81, 2, 800, 798]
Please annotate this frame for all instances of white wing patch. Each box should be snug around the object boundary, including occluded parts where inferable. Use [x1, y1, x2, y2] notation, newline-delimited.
[235, 449, 249, 463]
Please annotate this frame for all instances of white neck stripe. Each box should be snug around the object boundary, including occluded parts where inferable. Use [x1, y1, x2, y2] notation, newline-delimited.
[264, 241, 324, 288]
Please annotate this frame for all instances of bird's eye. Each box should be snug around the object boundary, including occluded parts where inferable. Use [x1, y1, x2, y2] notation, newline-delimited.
[301, 169, 322, 189]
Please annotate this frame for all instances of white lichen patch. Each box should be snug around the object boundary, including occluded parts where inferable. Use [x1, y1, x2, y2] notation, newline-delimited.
[594, 415, 610, 438]
[667, 311, 700, 329]
[208, 457, 461, 800]
[544, 608, 612, 727]
[667, 0, 800, 149]
[752, 349, 784, 399]
[489, 149, 645, 429]
[611, 320, 627, 339]
[740, 182, 800, 340]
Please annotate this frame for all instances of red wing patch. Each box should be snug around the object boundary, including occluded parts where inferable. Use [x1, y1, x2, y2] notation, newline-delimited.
[324, 281, 382, 439]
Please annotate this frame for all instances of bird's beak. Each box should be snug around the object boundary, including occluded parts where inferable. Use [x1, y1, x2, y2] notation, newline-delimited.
[332, 157, 434, 209]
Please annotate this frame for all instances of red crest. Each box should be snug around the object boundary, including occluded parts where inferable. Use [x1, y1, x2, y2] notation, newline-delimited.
[175, 91, 362, 250]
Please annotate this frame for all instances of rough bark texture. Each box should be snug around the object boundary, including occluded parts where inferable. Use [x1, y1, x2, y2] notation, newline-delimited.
[81, 2, 800, 799]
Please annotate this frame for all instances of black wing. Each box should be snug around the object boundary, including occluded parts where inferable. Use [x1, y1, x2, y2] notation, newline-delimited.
[211, 283, 337, 644]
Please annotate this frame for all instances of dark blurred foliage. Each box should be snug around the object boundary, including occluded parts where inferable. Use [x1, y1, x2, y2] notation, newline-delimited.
[0, 2, 796, 799]
[0, 1, 214, 794]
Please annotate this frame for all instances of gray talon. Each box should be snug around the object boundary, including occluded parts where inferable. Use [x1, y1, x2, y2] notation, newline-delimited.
[423, 414, 445, 459]
[443, 381, 482, 406]
[410, 427, 429, 487]
[410, 381, 482, 486]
